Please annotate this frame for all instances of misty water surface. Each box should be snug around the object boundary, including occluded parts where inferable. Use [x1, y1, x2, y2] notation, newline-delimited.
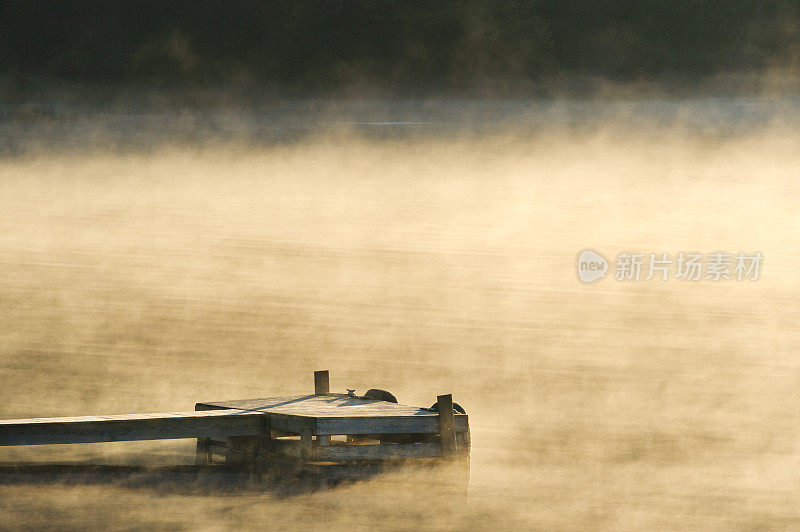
[0, 99, 799, 529]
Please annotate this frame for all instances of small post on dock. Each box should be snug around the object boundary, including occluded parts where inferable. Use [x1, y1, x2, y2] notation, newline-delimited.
[314, 370, 330, 395]
[314, 370, 331, 447]
[437, 394, 457, 460]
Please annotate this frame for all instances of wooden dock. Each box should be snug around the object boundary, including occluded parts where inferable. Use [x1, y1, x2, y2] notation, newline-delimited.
[0, 409, 264, 446]
[0, 371, 470, 473]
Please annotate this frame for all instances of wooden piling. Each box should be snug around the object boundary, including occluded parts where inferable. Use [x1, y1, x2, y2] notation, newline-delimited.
[260, 414, 273, 453]
[314, 370, 330, 395]
[195, 437, 211, 465]
[301, 428, 313, 461]
[437, 394, 457, 460]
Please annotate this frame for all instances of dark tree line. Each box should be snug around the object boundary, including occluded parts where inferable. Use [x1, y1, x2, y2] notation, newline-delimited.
[1, 0, 798, 89]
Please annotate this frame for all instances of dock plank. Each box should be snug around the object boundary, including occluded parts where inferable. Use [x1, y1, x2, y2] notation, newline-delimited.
[0, 409, 265, 446]
[273, 440, 441, 460]
[0, 394, 468, 447]
[197, 394, 468, 435]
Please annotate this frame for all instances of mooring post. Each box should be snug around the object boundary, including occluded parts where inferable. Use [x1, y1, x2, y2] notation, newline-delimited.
[314, 370, 330, 395]
[313, 370, 331, 447]
[437, 394, 457, 460]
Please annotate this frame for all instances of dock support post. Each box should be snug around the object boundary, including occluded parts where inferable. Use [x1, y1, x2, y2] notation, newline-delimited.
[260, 415, 273, 453]
[301, 428, 313, 460]
[314, 370, 330, 395]
[195, 438, 211, 465]
[437, 394, 457, 460]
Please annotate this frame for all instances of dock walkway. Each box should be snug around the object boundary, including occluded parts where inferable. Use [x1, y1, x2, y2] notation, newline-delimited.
[0, 371, 470, 468]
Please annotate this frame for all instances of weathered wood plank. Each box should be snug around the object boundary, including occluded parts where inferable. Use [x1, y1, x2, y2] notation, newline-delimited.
[195, 402, 314, 435]
[0, 410, 265, 446]
[197, 394, 444, 418]
[314, 415, 468, 436]
[311, 443, 441, 461]
[262, 413, 316, 435]
[272, 440, 441, 460]
[198, 394, 468, 435]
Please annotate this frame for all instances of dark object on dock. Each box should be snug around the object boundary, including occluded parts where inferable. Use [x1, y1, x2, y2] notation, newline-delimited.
[362, 388, 398, 403]
[0, 370, 470, 484]
[429, 401, 467, 415]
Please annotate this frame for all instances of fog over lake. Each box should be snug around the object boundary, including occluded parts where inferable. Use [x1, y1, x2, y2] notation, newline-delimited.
[1, 98, 799, 529]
